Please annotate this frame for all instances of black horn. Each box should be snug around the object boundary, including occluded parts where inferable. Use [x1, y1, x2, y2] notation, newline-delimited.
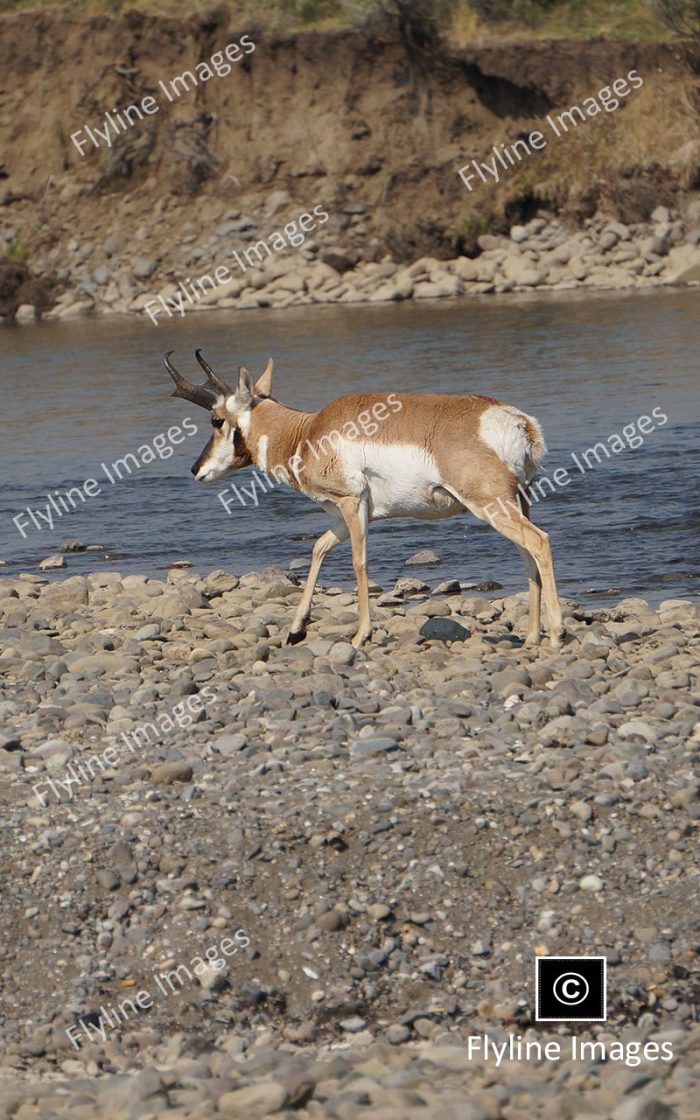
[195, 348, 233, 396]
[164, 351, 218, 410]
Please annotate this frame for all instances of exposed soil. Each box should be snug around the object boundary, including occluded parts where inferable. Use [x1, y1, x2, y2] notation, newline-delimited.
[0, 7, 697, 290]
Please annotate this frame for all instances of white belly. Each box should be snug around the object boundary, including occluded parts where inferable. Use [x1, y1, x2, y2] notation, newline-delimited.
[342, 441, 465, 521]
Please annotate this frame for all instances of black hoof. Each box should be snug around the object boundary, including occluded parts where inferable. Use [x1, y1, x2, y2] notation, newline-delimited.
[286, 629, 306, 645]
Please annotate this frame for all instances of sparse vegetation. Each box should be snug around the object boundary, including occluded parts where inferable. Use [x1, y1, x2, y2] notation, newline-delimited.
[0, 0, 681, 42]
[343, 0, 459, 46]
[5, 238, 29, 261]
[460, 209, 499, 253]
[653, 0, 700, 36]
[466, 67, 700, 222]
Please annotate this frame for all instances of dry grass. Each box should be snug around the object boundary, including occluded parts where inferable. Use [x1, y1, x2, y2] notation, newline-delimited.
[0, 0, 677, 41]
[471, 68, 700, 214]
[450, 1, 670, 44]
[600, 72, 699, 167]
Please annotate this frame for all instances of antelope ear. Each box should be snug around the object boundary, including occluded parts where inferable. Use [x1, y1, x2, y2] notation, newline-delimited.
[254, 357, 274, 399]
[236, 366, 255, 405]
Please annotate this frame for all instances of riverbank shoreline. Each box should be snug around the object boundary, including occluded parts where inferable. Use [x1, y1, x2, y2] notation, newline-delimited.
[9, 207, 700, 325]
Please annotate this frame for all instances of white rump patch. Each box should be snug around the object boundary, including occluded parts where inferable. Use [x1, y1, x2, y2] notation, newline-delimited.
[479, 405, 539, 482]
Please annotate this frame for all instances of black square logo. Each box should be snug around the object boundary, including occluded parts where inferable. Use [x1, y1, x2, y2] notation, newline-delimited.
[536, 957, 607, 1022]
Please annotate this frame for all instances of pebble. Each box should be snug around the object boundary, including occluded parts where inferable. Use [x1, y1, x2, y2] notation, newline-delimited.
[350, 737, 399, 756]
[579, 874, 604, 892]
[386, 1024, 411, 1044]
[197, 963, 228, 991]
[39, 554, 65, 570]
[148, 761, 194, 783]
[317, 909, 347, 931]
[405, 549, 440, 565]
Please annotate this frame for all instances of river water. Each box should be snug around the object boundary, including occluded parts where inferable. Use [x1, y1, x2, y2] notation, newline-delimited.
[1, 288, 697, 605]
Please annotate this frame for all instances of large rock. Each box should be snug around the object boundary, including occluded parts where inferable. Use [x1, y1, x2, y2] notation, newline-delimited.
[568, 258, 589, 281]
[453, 257, 480, 281]
[149, 586, 209, 620]
[665, 245, 700, 284]
[369, 276, 413, 301]
[218, 1082, 289, 1119]
[413, 279, 457, 299]
[15, 303, 36, 322]
[39, 554, 65, 570]
[199, 276, 245, 304]
[132, 257, 157, 279]
[322, 251, 356, 273]
[68, 652, 138, 676]
[31, 738, 75, 769]
[510, 225, 529, 242]
[419, 617, 470, 642]
[272, 272, 306, 294]
[640, 233, 670, 259]
[477, 234, 505, 250]
[307, 262, 341, 291]
[96, 1070, 168, 1119]
[40, 576, 89, 609]
[405, 549, 440, 566]
[54, 299, 94, 319]
[204, 569, 240, 596]
[601, 268, 636, 289]
[550, 242, 573, 264]
[502, 256, 546, 286]
[407, 257, 442, 277]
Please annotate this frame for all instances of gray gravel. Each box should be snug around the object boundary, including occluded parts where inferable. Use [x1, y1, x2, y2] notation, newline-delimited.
[1, 566, 698, 1118]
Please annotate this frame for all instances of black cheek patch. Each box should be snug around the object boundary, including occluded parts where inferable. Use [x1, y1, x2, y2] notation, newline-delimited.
[233, 427, 253, 466]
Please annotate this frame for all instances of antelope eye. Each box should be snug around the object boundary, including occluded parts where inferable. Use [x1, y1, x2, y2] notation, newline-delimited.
[211, 416, 225, 429]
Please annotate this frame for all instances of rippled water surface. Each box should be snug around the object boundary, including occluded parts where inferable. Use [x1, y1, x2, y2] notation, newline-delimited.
[1, 288, 698, 604]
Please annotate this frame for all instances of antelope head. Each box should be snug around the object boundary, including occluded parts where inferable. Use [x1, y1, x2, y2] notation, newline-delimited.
[164, 349, 274, 482]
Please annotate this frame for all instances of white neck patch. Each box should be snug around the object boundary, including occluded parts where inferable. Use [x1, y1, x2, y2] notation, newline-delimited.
[257, 434, 269, 472]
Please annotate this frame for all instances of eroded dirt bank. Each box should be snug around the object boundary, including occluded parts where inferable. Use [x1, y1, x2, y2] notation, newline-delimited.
[0, 8, 699, 319]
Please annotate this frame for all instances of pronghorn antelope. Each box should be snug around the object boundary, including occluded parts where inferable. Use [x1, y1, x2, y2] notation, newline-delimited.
[164, 350, 562, 649]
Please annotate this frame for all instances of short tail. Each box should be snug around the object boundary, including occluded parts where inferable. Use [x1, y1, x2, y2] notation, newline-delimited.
[479, 403, 547, 484]
[523, 414, 547, 479]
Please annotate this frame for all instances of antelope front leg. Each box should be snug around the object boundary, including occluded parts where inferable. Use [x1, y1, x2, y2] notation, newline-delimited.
[286, 522, 348, 644]
[337, 495, 371, 647]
